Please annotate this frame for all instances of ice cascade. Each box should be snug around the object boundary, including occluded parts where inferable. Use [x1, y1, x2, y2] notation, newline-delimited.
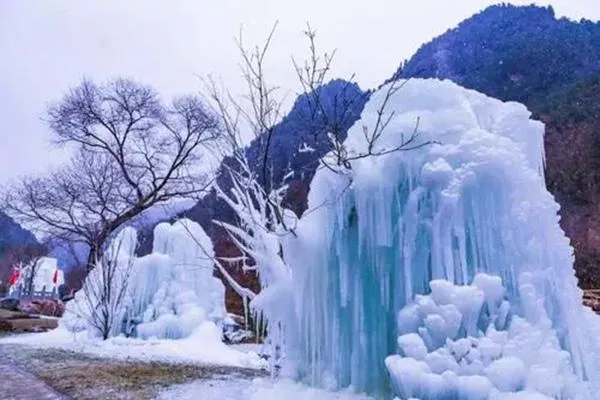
[282, 79, 600, 398]
[123, 218, 227, 339]
[62, 219, 227, 340]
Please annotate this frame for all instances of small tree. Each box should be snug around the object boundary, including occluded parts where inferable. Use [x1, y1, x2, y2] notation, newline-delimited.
[2, 78, 222, 271]
[62, 228, 137, 340]
[199, 23, 433, 372]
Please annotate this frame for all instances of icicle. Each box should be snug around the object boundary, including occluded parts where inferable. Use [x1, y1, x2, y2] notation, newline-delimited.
[280, 79, 600, 398]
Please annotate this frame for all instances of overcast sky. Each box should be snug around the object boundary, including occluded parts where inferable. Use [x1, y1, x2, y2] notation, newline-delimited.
[1, 0, 599, 184]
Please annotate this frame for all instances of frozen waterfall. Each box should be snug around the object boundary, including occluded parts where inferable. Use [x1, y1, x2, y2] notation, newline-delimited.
[124, 218, 227, 339]
[62, 219, 227, 341]
[281, 79, 600, 398]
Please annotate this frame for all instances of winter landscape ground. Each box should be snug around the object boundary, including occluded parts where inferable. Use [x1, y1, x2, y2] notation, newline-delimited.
[1, 2, 600, 400]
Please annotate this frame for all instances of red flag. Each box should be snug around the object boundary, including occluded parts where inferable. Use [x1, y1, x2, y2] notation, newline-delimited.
[52, 269, 58, 285]
[8, 268, 20, 286]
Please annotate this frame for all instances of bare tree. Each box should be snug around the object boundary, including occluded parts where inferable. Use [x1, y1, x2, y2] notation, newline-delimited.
[62, 228, 137, 340]
[196, 24, 436, 371]
[202, 22, 431, 293]
[292, 24, 433, 172]
[2, 78, 222, 271]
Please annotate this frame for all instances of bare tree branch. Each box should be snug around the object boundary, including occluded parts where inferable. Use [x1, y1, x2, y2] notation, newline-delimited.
[2, 78, 223, 271]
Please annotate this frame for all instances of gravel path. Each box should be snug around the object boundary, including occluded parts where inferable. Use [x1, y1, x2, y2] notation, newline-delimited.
[0, 363, 69, 400]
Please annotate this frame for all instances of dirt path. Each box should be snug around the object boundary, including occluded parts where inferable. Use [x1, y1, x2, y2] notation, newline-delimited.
[0, 363, 68, 400]
[0, 344, 266, 400]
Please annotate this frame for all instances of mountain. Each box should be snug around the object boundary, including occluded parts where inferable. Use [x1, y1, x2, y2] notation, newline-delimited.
[0, 211, 40, 291]
[398, 4, 600, 104]
[397, 4, 600, 287]
[0, 212, 37, 253]
[183, 80, 369, 313]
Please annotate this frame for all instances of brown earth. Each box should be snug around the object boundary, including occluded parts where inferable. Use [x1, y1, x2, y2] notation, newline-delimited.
[0, 309, 58, 333]
[583, 290, 600, 314]
[0, 344, 266, 400]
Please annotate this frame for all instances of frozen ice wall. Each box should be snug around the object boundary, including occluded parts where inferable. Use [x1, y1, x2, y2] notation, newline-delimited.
[124, 219, 227, 339]
[283, 79, 600, 397]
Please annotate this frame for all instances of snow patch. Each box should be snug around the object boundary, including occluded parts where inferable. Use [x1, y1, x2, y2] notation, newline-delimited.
[0, 327, 265, 369]
[159, 377, 374, 400]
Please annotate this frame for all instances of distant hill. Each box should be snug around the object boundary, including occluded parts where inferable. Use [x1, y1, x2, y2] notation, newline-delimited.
[398, 4, 600, 287]
[398, 4, 600, 104]
[181, 80, 368, 312]
[0, 212, 38, 256]
[0, 211, 40, 291]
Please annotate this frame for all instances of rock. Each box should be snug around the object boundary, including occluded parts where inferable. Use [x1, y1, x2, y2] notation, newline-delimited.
[0, 298, 20, 311]
[57, 284, 70, 300]
[20, 299, 65, 317]
[583, 290, 600, 314]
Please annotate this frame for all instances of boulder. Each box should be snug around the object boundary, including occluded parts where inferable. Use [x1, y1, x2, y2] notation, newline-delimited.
[20, 299, 65, 317]
[583, 290, 600, 314]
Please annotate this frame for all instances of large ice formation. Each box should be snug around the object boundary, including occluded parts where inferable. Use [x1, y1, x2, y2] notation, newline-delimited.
[62, 226, 138, 338]
[62, 219, 227, 340]
[282, 79, 600, 398]
[386, 274, 584, 399]
[123, 219, 226, 339]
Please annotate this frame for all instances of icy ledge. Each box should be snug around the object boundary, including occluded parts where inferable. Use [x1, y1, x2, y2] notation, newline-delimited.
[387, 273, 588, 400]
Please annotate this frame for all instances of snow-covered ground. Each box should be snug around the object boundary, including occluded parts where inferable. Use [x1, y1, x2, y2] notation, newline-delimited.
[159, 377, 374, 400]
[0, 327, 266, 369]
[0, 330, 373, 399]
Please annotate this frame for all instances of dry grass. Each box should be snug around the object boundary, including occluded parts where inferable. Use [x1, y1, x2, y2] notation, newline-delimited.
[6, 317, 58, 332]
[0, 344, 266, 400]
[0, 309, 28, 319]
[0, 308, 59, 333]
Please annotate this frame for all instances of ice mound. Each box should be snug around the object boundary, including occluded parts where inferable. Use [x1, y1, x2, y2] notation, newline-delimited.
[62, 227, 139, 338]
[282, 79, 600, 397]
[124, 219, 227, 339]
[62, 219, 227, 341]
[387, 274, 583, 399]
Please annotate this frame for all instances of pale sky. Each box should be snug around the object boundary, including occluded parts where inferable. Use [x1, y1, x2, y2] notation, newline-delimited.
[1, 0, 599, 184]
